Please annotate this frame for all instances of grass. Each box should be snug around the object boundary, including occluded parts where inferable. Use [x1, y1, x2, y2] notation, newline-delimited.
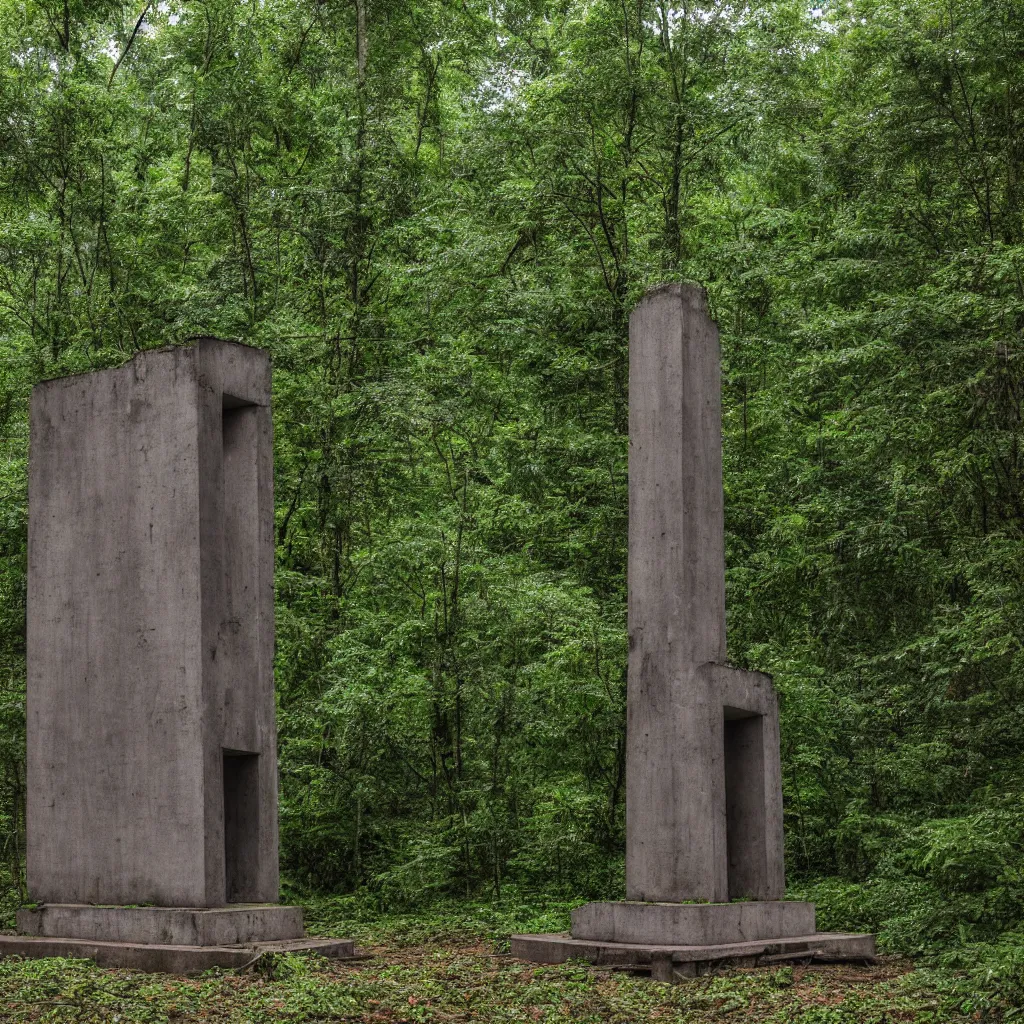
[0, 945, 968, 1023]
[0, 898, 987, 1022]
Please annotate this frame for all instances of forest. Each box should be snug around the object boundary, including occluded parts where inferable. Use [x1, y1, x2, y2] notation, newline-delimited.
[2, 0, 1024, 1018]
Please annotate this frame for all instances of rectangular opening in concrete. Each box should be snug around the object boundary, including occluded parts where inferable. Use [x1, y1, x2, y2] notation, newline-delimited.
[223, 751, 260, 902]
[222, 399, 259, 624]
[723, 708, 767, 901]
[221, 399, 260, 712]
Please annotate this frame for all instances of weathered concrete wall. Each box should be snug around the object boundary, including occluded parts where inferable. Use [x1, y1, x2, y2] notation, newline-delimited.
[28, 348, 206, 906]
[27, 339, 277, 907]
[625, 284, 785, 904]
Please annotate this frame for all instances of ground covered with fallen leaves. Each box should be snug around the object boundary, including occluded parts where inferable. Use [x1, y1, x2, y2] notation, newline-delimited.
[0, 940, 983, 1023]
[0, 898, 1003, 1022]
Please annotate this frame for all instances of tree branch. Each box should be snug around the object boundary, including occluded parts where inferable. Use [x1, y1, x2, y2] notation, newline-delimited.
[108, 1, 154, 87]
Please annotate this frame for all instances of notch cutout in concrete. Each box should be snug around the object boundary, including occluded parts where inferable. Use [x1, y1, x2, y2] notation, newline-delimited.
[221, 400, 260, 718]
[724, 708, 766, 901]
[223, 751, 260, 903]
[222, 402, 259, 592]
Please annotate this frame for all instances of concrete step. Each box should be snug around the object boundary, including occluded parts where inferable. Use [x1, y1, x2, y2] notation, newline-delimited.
[0, 933, 355, 974]
[510, 930, 876, 971]
[17, 904, 306, 946]
[571, 900, 817, 945]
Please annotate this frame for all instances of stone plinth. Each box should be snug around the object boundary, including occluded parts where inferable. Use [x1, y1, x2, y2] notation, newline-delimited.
[510, 930, 875, 979]
[9, 339, 354, 973]
[571, 901, 816, 945]
[511, 284, 874, 977]
[1, 903, 353, 973]
[0, 934, 355, 974]
[17, 905, 306, 945]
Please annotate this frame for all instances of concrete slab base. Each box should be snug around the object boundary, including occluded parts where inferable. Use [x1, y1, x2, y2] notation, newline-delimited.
[510, 930, 876, 980]
[2, 904, 356, 974]
[0, 933, 355, 974]
[514, 901, 874, 980]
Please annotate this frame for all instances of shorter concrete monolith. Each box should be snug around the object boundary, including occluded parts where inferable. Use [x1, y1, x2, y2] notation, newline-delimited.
[0, 339, 354, 973]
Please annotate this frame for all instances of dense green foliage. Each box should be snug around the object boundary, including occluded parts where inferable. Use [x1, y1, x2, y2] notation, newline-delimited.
[3, 0, 1024, 976]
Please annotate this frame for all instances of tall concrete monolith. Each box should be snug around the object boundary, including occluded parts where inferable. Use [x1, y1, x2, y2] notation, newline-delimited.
[511, 284, 874, 979]
[625, 283, 785, 906]
[0, 339, 354, 973]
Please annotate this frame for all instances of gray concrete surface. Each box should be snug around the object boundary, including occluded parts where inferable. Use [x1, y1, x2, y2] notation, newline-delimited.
[571, 901, 815, 946]
[513, 283, 874, 969]
[27, 339, 277, 907]
[510, 931, 877, 969]
[0, 935, 356, 974]
[18, 339, 356, 973]
[625, 284, 785, 904]
[17, 904, 304, 946]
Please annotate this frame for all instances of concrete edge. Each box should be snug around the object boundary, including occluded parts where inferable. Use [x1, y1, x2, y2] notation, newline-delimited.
[570, 900, 816, 945]
[16, 904, 306, 945]
[32, 337, 268, 391]
[634, 281, 707, 310]
[510, 931, 876, 967]
[0, 934, 356, 974]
